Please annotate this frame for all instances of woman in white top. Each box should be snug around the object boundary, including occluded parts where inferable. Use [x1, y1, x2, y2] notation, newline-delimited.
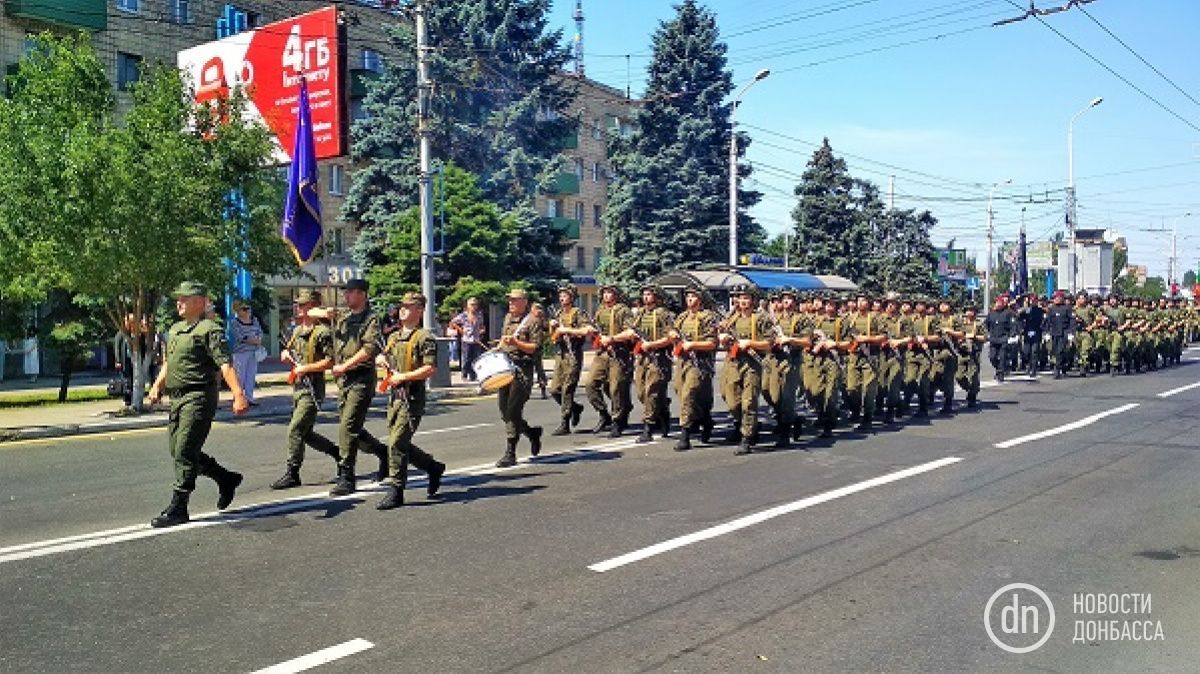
[229, 299, 264, 405]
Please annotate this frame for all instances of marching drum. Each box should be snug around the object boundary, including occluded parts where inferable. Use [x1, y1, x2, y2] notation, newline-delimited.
[472, 351, 517, 392]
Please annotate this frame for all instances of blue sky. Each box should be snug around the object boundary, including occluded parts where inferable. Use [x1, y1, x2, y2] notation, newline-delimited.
[547, 0, 1200, 280]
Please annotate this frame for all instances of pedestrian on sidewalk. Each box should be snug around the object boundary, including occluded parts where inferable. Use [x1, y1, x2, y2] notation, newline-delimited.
[146, 281, 248, 528]
[230, 299, 264, 405]
[449, 297, 486, 381]
[10, 330, 40, 383]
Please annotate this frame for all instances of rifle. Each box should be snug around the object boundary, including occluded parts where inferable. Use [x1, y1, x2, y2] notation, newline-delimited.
[850, 338, 881, 378]
[284, 331, 321, 408]
[811, 329, 847, 378]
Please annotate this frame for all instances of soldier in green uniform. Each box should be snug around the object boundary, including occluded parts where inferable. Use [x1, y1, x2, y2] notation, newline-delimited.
[719, 284, 774, 454]
[947, 305, 987, 408]
[934, 299, 961, 413]
[633, 284, 675, 443]
[494, 287, 545, 467]
[270, 290, 339, 490]
[878, 295, 911, 424]
[317, 278, 391, 496]
[905, 299, 941, 418]
[761, 290, 783, 419]
[770, 287, 808, 445]
[146, 282, 247, 528]
[1072, 292, 1098, 377]
[669, 284, 717, 451]
[808, 298, 846, 438]
[586, 284, 635, 437]
[843, 293, 888, 430]
[1104, 294, 1127, 375]
[547, 283, 590, 435]
[373, 292, 447, 510]
[1089, 295, 1111, 374]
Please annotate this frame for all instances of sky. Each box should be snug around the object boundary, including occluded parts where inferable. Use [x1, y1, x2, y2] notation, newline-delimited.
[546, 0, 1200, 281]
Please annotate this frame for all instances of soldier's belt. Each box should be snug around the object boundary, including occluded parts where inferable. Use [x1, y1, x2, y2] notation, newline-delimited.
[166, 383, 215, 397]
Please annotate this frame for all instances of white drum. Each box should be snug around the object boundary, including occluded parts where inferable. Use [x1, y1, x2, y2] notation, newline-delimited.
[472, 351, 517, 392]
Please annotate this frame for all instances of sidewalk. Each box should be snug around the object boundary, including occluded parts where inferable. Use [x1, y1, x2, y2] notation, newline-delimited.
[0, 354, 590, 443]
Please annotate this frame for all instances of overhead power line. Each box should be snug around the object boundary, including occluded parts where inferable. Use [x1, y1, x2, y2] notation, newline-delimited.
[1076, 4, 1200, 110]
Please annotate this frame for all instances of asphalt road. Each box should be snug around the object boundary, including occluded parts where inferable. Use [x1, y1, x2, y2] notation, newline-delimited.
[3, 352, 1200, 673]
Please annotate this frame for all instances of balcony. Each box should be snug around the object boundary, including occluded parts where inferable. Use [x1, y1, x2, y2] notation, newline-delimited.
[548, 217, 580, 240]
[547, 172, 580, 195]
[5, 0, 107, 31]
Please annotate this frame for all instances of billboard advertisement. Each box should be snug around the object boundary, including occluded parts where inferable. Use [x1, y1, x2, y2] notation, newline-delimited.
[937, 249, 968, 280]
[178, 6, 345, 162]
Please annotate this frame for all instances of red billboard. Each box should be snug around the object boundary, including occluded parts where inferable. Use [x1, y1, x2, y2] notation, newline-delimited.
[178, 6, 345, 162]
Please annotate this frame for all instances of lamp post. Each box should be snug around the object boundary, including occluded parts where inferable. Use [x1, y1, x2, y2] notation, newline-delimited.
[729, 68, 770, 267]
[984, 178, 1012, 311]
[1171, 212, 1193, 294]
[1066, 96, 1103, 294]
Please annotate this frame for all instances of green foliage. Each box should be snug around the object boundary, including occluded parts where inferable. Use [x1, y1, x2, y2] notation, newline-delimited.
[1111, 244, 1128, 284]
[762, 233, 788, 259]
[438, 276, 507, 320]
[1184, 270, 1196, 288]
[344, 1, 574, 292]
[599, 0, 764, 295]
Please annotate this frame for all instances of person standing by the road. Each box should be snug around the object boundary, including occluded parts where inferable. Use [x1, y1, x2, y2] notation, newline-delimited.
[984, 295, 1018, 382]
[632, 284, 675, 444]
[494, 287, 545, 468]
[270, 290, 339, 490]
[547, 284, 590, 435]
[1044, 290, 1074, 379]
[146, 281, 247, 528]
[719, 284, 775, 454]
[450, 297, 486, 382]
[374, 292, 447, 510]
[229, 299, 264, 406]
[531, 302, 551, 399]
[670, 284, 717, 451]
[586, 284, 635, 437]
[1017, 293, 1046, 377]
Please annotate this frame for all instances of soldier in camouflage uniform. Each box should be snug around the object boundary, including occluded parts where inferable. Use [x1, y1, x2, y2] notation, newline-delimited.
[548, 283, 590, 435]
[934, 299, 961, 413]
[843, 293, 888, 430]
[948, 304, 987, 408]
[494, 288, 545, 468]
[1104, 294, 1127, 375]
[905, 298, 940, 417]
[878, 295, 911, 424]
[769, 287, 809, 445]
[633, 284, 675, 443]
[270, 290, 339, 490]
[719, 284, 775, 454]
[586, 284, 635, 437]
[146, 282, 247, 528]
[669, 284, 717, 451]
[808, 298, 846, 438]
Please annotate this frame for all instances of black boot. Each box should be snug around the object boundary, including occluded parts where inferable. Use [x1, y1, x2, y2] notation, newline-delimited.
[495, 438, 518, 468]
[211, 464, 243, 510]
[269, 463, 302, 490]
[701, 417, 714, 443]
[883, 409, 896, 424]
[674, 428, 691, 452]
[659, 408, 672, 438]
[150, 490, 190, 528]
[376, 485, 404, 510]
[329, 465, 355, 496]
[571, 402, 584, 428]
[819, 419, 834, 439]
[527, 426, 543, 457]
[855, 417, 873, 432]
[735, 439, 754, 455]
[426, 461, 445, 497]
[792, 418, 805, 441]
[774, 423, 790, 449]
[551, 418, 571, 436]
[607, 417, 626, 438]
[592, 413, 612, 434]
[636, 427, 653, 443]
[375, 452, 390, 483]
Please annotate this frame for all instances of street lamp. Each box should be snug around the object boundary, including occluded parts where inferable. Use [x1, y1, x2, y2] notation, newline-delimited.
[1171, 212, 1193, 293]
[729, 68, 770, 267]
[1066, 96, 1103, 294]
[984, 178, 1012, 311]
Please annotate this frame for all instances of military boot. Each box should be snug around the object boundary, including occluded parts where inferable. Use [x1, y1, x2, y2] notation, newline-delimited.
[210, 464, 243, 510]
[571, 402, 584, 428]
[674, 428, 691, 452]
[374, 450, 390, 483]
[607, 417, 627, 438]
[592, 413, 612, 434]
[376, 485, 404, 510]
[659, 408, 672, 438]
[495, 438, 518, 468]
[774, 423, 790, 449]
[734, 438, 754, 455]
[701, 417, 714, 443]
[329, 465, 355, 496]
[150, 490, 190, 528]
[426, 461, 445, 496]
[818, 418, 835, 439]
[551, 418, 571, 436]
[792, 418, 805, 441]
[527, 426, 543, 457]
[269, 463, 302, 490]
[636, 427, 653, 443]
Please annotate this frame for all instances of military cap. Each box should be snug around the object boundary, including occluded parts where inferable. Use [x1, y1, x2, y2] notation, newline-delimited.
[172, 281, 207, 298]
[506, 287, 529, 300]
[599, 281, 621, 293]
[683, 282, 705, 296]
[730, 283, 757, 298]
[399, 291, 427, 306]
[557, 282, 578, 297]
[778, 286, 799, 299]
[640, 282, 664, 298]
[345, 278, 369, 292]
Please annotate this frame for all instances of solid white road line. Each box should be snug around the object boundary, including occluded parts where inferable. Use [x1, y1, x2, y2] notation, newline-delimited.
[587, 457, 963, 573]
[1156, 381, 1200, 399]
[415, 422, 493, 435]
[250, 639, 374, 674]
[0, 438, 637, 566]
[993, 403, 1140, 449]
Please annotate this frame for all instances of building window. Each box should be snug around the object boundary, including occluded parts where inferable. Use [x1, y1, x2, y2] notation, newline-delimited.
[116, 0, 139, 12]
[333, 228, 345, 255]
[593, 204, 602, 227]
[576, 246, 585, 270]
[361, 48, 382, 73]
[574, 158, 584, 180]
[574, 201, 584, 224]
[168, 0, 191, 24]
[536, 104, 560, 122]
[591, 119, 602, 140]
[116, 52, 142, 91]
[593, 247, 603, 270]
[350, 97, 368, 121]
[547, 199, 563, 218]
[329, 164, 344, 196]
[592, 162, 601, 182]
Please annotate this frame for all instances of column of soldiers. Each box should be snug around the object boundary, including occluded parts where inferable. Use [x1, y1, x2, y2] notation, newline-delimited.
[147, 277, 1196, 525]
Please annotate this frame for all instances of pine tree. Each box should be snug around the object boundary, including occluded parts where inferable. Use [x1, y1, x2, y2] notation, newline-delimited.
[788, 138, 862, 280]
[344, 1, 574, 294]
[598, 0, 764, 294]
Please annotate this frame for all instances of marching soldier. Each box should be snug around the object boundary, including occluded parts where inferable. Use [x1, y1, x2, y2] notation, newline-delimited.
[1072, 292, 1097, 377]
[770, 287, 808, 445]
[808, 296, 846, 438]
[1044, 290, 1074, 378]
[494, 288, 545, 467]
[879, 295, 911, 423]
[905, 298, 940, 417]
[719, 284, 774, 454]
[1089, 295, 1111, 374]
[271, 290, 339, 490]
[547, 283, 589, 435]
[633, 284, 675, 443]
[1104, 294, 1127, 375]
[985, 295, 1018, 382]
[843, 293, 888, 430]
[1018, 293, 1046, 377]
[950, 305, 987, 407]
[586, 283, 635, 437]
[934, 299, 961, 414]
[373, 292, 447, 509]
[669, 283, 717, 451]
[146, 282, 247, 528]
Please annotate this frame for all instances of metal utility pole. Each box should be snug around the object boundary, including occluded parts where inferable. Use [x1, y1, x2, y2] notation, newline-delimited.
[415, 1, 436, 329]
[1067, 96, 1103, 294]
[728, 68, 770, 267]
[984, 178, 1011, 311]
[1018, 206, 1028, 295]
